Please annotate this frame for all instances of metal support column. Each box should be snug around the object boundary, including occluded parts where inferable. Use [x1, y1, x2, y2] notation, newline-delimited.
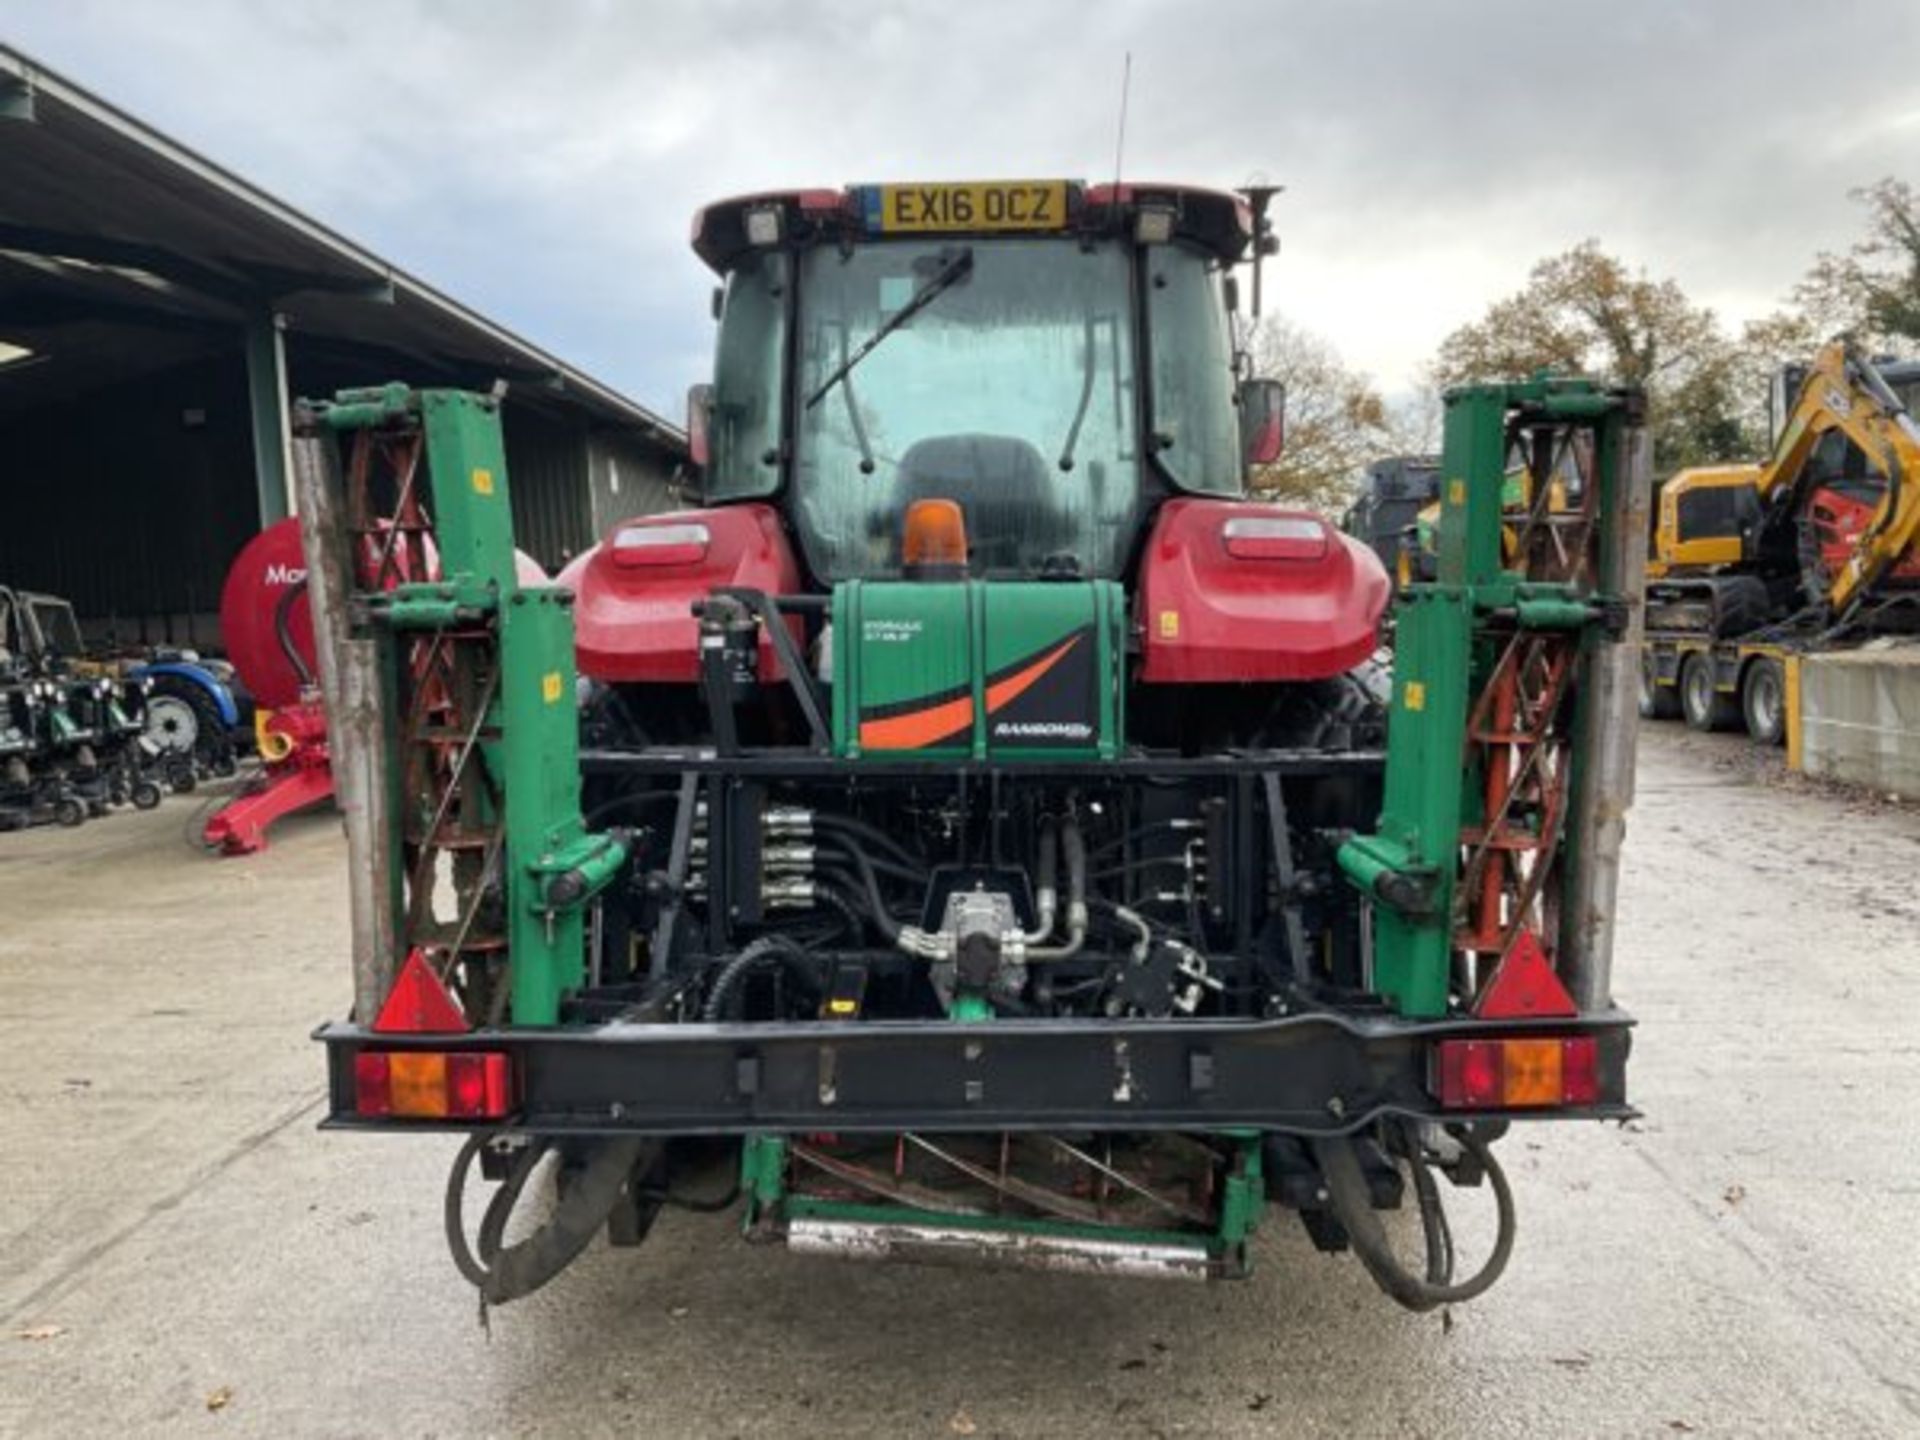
[308, 385, 626, 1028]
[292, 408, 400, 1022]
[1340, 378, 1648, 1019]
[245, 309, 295, 524]
[1560, 418, 1652, 1010]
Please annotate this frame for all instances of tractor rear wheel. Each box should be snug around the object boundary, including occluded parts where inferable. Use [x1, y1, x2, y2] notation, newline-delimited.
[1741, 658, 1787, 746]
[1680, 652, 1739, 732]
[144, 676, 227, 767]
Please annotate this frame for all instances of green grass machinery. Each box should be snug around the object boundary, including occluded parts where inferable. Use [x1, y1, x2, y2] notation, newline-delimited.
[301, 180, 1650, 1310]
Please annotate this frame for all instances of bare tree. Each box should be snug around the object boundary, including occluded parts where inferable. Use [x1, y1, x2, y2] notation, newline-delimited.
[1244, 314, 1397, 512]
[1788, 179, 1920, 349]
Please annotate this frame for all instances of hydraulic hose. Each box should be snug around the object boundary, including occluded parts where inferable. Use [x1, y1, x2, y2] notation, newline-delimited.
[1027, 816, 1088, 960]
[273, 578, 315, 690]
[834, 838, 903, 943]
[811, 813, 925, 873]
[445, 1133, 655, 1306]
[1309, 1126, 1515, 1313]
[816, 841, 926, 886]
[816, 859, 909, 945]
[810, 883, 867, 947]
[1014, 817, 1059, 946]
[700, 933, 821, 1020]
[583, 787, 683, 829]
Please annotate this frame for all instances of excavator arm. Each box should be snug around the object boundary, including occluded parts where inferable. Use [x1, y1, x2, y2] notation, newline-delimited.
[1757, 341, 1920, 616]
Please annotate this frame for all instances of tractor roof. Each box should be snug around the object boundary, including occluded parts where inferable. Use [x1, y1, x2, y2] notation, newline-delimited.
[690, 181, 1258, 274]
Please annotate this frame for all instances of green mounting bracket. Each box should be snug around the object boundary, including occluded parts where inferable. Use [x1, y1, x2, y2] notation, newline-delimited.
[323, 386, 626, 1026]
[1339, 375, 1641, 1017]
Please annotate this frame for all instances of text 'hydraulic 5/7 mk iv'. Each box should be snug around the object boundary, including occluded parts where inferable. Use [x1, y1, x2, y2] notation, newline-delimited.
[302, 179, 1651, 1309]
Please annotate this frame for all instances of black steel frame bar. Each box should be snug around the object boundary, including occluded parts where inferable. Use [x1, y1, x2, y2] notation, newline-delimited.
[580, 749, 1385, 780]
[320, 1009, 1632, 1137]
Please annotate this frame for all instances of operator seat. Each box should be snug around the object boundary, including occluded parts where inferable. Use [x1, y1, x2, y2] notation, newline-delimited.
[891, 433, 1069, 574]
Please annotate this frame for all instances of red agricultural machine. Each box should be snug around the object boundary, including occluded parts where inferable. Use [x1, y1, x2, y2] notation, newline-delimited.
[202, 514, 548, 855]
[200, 519, 331, 855]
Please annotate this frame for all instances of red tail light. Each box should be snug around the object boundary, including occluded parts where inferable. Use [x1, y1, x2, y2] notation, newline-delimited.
[354, 1050, 512, 1119]
[1432, 1036, 1599, 1109]
[612, 521, 711, 568]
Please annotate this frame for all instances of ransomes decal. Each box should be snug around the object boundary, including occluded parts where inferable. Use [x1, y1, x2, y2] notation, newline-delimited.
[986, 628, 1097, 746]
[859, 627, 1095, 751]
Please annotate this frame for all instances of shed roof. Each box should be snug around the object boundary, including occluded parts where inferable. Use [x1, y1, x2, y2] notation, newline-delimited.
[0, 44, 681, 448]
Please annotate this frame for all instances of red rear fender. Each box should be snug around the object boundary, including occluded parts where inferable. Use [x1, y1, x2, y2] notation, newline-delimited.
[560, 505, 804, 682]
[1136, 499, 1389, 683]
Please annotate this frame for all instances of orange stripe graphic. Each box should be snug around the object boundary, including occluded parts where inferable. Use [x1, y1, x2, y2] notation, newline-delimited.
[860, 694, 974, 750]
[859, 634, 1082, 750]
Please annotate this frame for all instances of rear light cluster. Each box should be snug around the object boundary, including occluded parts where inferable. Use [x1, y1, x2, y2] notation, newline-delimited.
[1432, 1036, 1599, 1110]
[611, 521, 710, 568]
[354, 1050, 512, 1119]
[1222, 515, 1328, 561]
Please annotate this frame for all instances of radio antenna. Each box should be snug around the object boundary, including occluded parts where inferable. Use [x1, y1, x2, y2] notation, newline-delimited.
[1110, 52, 1132, 205]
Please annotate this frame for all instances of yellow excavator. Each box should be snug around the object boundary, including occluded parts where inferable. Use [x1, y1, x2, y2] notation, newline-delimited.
[1640, 341, 1920, 739]
[1647, 340, 1920, 637]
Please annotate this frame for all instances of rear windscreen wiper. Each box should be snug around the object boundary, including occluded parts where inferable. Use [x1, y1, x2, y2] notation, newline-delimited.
[804, 247, 973, 412]
[1056, 315, 1099, 472]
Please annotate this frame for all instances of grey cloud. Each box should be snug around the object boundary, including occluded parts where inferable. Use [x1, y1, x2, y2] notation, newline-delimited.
[6, 0, 1919, 402]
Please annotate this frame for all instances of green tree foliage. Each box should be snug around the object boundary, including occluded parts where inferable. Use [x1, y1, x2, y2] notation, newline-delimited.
[1724, 179, 1920, 450]
[1789, 179, 1920, 348]
[1425, 180, 1920, 479]
[1432, 241, 1750, 472]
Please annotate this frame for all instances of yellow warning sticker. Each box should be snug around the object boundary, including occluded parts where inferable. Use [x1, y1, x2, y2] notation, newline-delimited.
[542, 671, 563, 704]
[1448, 479, 1465, 506]
[1404, 680, 1426, 712]
[1158, 610, 1180, 639]
[472, 467, 495, 495]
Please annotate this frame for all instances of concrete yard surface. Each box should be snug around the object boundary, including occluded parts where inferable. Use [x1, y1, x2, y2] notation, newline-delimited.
[1, 728, 1917, 1437]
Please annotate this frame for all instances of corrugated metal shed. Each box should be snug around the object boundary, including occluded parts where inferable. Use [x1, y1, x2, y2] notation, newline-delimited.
[504, 404, 593, 571]
[0, 355, 256, 648]
[0, 44, 685, 641]
[588, 428, 680, 536]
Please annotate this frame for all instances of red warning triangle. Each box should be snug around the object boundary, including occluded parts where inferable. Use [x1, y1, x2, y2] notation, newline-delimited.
[372, 949, 471, 1034]
[1474, 929, 1578, 1019]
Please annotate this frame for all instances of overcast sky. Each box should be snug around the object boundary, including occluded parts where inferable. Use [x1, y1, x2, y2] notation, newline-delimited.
[6, 0, 1920, 417]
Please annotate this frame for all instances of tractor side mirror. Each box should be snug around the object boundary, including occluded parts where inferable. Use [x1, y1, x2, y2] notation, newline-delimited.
[1240, 378, 1285, 468]
[687, 383, 713, 471]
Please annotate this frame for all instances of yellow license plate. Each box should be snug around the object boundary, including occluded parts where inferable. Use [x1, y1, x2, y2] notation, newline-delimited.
[870, 180, 1069, 234]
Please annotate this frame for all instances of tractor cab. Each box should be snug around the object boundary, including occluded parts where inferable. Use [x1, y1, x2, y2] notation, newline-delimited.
[685, 181, 1272, 585]
[560, 181, 1387, 711]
